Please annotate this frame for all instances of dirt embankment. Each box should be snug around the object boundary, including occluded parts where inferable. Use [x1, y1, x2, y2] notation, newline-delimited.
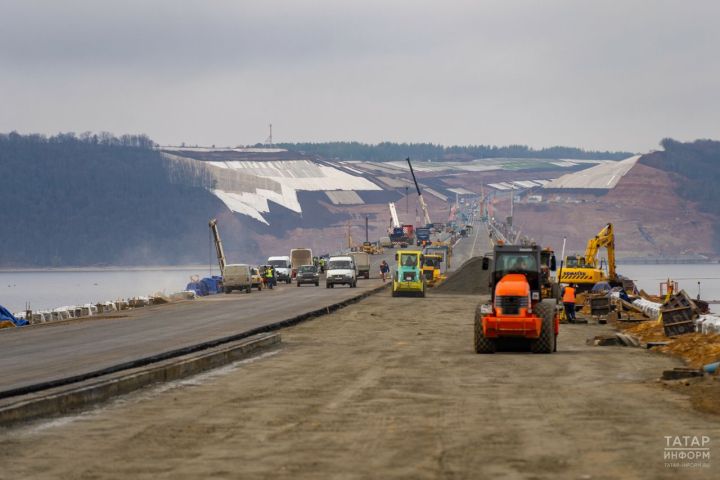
[512, 162, 718, 257]
[2, 292, 719, 479]
[434, 256, 491, 295]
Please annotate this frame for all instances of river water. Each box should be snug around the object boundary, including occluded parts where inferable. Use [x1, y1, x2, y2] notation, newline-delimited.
[1, 264, 718, 315]
[0, 267, 216, 314]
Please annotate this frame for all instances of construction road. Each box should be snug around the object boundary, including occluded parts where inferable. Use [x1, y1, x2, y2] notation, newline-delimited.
[0, 268, 389, 396]
[2, 289, 719, 479]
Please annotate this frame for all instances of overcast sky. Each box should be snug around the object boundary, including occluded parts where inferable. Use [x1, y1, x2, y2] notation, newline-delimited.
[1, 0, 718, 152]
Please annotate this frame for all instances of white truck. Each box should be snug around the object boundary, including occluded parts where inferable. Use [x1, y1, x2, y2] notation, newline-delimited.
[223, 264, 253, 293]
[349, 251, 371, 279]
[267, 256, 292, 284]
[290, 248, 313, 279]
[325, 255, 357, 288]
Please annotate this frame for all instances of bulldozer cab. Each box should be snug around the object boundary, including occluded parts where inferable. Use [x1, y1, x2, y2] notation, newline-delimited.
[484, 245, 544, 302]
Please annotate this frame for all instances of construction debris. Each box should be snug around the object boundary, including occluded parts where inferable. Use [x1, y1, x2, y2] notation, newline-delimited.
[588, 332, 640, 347]
[662, 367, 704, 380]
[661, 290, 699, 336]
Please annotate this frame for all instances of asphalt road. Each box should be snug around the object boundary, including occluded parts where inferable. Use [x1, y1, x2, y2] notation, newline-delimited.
[0, 265, 390, 396]
[0, 228, 481, 398]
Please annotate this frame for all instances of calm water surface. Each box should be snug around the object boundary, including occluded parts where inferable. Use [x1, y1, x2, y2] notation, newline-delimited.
[0, 267, 216, 313]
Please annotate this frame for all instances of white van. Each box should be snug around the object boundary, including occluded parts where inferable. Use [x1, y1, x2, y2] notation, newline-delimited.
[325, 256, 357, 288]
[267, 256, 292, 284]
[223, 264, 253, 293]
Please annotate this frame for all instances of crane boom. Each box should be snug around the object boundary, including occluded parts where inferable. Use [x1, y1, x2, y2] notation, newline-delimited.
[388, 202, 401, 228]
[208, 218, 226, 276]
[406, 157, 432, 226]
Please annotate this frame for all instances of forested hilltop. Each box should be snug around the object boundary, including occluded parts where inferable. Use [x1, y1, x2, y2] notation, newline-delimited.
[0, 132, 226, 267]
[640, 138, 720, 251]
[275, 141, 633, 162]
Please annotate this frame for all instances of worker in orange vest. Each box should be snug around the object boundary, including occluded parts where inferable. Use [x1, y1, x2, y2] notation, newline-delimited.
[562, 283, 577, 323]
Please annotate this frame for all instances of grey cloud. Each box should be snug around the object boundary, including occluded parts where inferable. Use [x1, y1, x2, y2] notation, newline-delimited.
[1, 0, 719, 151]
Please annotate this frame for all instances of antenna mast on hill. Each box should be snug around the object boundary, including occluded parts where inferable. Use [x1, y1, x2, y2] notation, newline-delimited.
[265, 123, 273, 146]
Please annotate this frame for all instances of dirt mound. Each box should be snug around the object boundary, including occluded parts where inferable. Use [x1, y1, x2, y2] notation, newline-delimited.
[434, 255, 492, 295]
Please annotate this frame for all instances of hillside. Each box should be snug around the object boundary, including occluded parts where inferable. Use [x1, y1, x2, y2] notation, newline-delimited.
[2, 133, 713, 267]
[0, 133, 246, 267]
[512, 139, 720, 259]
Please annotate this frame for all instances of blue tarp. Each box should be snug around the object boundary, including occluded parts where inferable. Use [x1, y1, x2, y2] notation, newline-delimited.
[0, 304, 28, 327]
[186, 276, 223, 296]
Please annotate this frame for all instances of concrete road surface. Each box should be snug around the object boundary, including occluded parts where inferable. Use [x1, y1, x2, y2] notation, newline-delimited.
[0, 269, 389, 396]
[1, 292, 717, 479]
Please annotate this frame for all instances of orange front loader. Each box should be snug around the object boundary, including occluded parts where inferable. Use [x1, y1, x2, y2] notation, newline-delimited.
[474, 244, 559, 354]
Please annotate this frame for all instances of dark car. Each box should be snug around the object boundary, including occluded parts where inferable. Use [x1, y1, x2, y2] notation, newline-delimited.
[296, 264, 320, 287]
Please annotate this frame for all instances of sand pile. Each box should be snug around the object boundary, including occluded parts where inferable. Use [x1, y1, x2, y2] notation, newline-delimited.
[434, 256, 492, 295]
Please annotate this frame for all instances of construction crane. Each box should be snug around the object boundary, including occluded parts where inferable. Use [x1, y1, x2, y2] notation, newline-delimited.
[388, 202, 401, 229]
[559, 223, 617, 290]
[209, 218, 226, 276]
[406, 157, 432, 227]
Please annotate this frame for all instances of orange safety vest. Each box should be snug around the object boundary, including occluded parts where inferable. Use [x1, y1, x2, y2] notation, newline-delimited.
[563, 286, 576, 303]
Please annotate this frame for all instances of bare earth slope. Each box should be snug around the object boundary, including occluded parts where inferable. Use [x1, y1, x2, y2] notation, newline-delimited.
[514, 162, 717, 257]
[1, 292, 718, 479]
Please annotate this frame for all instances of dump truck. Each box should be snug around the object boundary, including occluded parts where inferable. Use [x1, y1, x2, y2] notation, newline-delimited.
[290, 248, 313, 279]
[350, 251, 371, 279]
[474, 244, 558, 354]
[392, 250, 425, 297]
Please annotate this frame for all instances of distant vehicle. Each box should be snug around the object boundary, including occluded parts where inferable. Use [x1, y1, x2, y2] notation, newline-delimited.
[349, 251, 371, 279]
[416, 227, 431, 246]
[249, 267, 264, 291]
[223, 264, 253, 294]
[379, 236, 393, 248]
[326, 256, 357, 288]
[267, 256, 292, 284]
[290, 248, 313, 279]
[296, 264, 320, 287]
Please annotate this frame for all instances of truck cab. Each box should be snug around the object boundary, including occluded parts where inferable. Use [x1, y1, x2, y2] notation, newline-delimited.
[415, 227, 431, 247]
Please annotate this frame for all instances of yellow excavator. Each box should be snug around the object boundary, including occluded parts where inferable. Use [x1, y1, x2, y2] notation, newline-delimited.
[559, 223, 617, 291]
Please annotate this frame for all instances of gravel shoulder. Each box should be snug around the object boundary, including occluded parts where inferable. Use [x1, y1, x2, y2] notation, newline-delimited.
[1, 292, 719, 479]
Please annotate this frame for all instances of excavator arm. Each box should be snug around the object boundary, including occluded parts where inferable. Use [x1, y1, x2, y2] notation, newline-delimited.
[583, 223, 615, 280]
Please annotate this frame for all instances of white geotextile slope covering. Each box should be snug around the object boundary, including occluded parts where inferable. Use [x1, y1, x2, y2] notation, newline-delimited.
[210, 160, 380, 224]
[543, 156, 641, 190]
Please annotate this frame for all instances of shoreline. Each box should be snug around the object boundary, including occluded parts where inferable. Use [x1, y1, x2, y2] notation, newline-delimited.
[0, 265, 211, 273]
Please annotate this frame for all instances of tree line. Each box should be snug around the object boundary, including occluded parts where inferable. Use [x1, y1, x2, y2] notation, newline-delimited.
[273, 141, 633, 162]
[0, 132, 221, 266]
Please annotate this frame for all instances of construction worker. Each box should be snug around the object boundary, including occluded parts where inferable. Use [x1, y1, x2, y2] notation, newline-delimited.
[265, 265, 275, 289]
[562, 283, 577, 323]
[380, 260, 390, 283]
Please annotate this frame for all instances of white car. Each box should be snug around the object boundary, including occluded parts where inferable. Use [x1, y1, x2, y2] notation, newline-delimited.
[267, 256, 292, 284]
[325, 256, 357, 288]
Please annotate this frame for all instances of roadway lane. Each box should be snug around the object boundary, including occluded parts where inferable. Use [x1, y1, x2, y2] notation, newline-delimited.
[0, 274, 387, 396]
[0, 238, 481, 397]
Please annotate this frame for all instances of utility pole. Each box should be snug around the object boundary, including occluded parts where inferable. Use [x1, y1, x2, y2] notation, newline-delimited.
[405, 186, 409, 217]
[365, 215, 369, 243]
[265, 123, 273, 146]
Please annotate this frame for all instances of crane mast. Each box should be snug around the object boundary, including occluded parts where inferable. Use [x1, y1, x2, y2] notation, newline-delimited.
[388, 202, 401, 228]
[208, 218, 226, 276]
[406, 157, 432, 227]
